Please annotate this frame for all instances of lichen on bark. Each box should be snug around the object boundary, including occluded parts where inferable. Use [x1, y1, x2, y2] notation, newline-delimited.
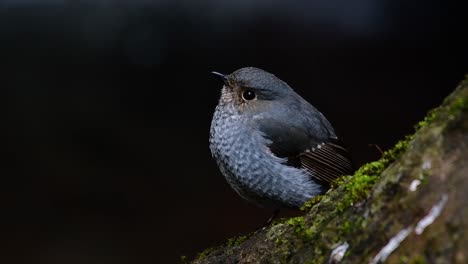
[191, 77, 468, 264]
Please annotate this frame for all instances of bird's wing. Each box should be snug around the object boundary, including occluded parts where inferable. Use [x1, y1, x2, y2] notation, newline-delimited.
[297, 138, 354, 184]
[257, 113, 354, 186]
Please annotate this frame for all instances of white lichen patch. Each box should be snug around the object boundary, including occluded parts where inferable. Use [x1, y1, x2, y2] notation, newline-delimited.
[410, 159, 431, 192]
[265, 223, 287, 241]
[369, 227, 412, 264]
[329, 242, 349, 263]
[368, 194, 449, 263]
[415, 194, 448, 235]
[409, 179, 421, 192]
[422, 159, 432, 170]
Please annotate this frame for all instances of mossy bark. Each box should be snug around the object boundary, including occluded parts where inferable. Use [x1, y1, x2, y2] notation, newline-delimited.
[191, 78, 468, 264]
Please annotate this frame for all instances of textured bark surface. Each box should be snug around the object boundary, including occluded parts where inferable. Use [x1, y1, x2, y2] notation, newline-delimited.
[191, 78, 468, 264]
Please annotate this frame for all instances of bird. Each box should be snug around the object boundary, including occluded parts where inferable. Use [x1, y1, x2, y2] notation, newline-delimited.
[209, 67, 354, 212]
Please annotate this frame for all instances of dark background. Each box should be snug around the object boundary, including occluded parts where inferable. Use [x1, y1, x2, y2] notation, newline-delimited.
[2, 1, 468, 263]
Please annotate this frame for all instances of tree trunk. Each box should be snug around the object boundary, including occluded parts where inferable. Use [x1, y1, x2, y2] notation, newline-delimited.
[190, 78, 468, 264]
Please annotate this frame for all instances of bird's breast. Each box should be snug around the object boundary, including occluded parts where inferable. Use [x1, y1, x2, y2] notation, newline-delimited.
[210, 108, 252, 168]
[209, 104, 321, 209]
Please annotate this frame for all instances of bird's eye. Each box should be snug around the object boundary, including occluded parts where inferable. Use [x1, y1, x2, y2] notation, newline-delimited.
[242, 89, 256, 101]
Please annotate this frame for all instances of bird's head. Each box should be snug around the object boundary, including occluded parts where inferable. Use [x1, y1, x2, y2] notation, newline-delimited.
[211, 67, 296, 116]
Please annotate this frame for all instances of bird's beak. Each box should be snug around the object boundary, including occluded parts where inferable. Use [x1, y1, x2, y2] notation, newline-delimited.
[211, 71, 229, 85]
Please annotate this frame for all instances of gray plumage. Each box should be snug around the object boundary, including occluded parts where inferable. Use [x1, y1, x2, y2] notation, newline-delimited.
[209, 67, 354, 209]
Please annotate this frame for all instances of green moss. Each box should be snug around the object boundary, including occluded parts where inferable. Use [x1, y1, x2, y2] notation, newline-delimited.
[399, 256, 410, 264]
[287, 217, 305, 233]
[336, 162, 381, 212]
[304, 228, 313, 241]
[339, 220, 353, 235]
[274, 235, 290, 247]
[336, 135, 413, 213]
[195, 247, 216, 261]
[331, 175, 349, 188]
[408, 254, 427, 264]
[448, 97, 468, 115]
[385, 135, 413, 160]
[275, 237, 287, 245]
[286, 216, 313, 241]
[414, 108, 437, 131]
[226, 235, 248, 247]
[180, 255, 188, 264]
[301, 137, 411, 214]
[192, 233, 253, 261]
[300, 195, 323, 212]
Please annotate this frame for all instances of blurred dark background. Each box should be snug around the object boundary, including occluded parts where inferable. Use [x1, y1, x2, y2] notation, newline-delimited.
[2, 1, 468, 263]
